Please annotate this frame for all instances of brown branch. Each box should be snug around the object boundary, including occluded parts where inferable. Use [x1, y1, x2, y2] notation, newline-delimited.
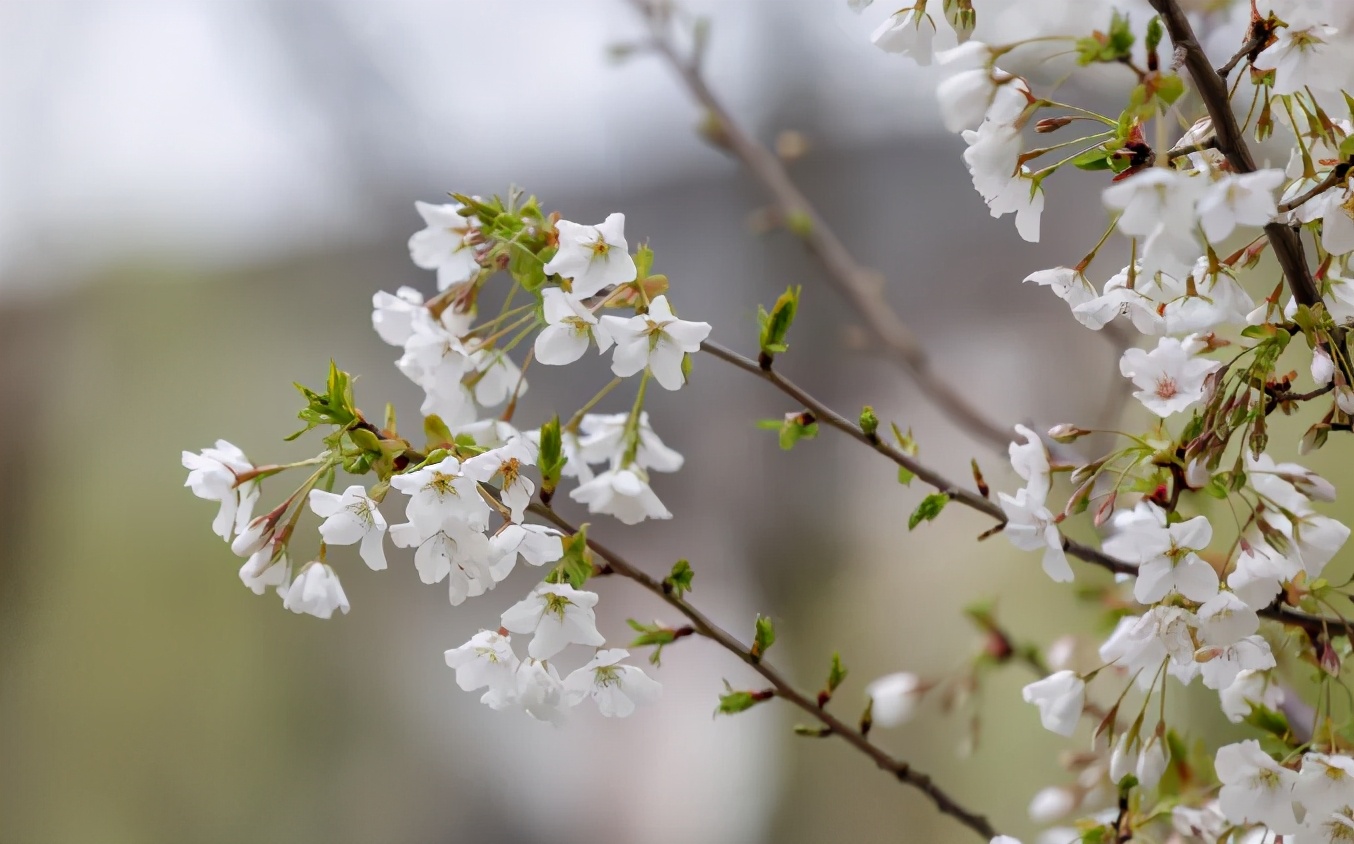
[1277, 165, 1351, 214]
[1146, 0, 1322, 309]
[626, 0, 1021, 454]
[700, 338, 1354, 638]
[527, 501, 1002, 841]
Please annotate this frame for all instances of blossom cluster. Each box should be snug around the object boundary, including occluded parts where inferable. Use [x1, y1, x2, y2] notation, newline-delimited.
[863, 0, 1354, 841]
[184, 195, 718, 722]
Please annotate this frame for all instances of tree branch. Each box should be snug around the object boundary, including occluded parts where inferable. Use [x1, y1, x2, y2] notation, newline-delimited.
[527, 502, 1002, 841]
[699, 338, 1354, 638]
[1146, 0, 1322, 309]
[626, 0, 1027, 454]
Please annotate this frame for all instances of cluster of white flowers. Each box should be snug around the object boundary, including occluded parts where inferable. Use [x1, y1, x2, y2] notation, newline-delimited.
[862, 1, 1354, 841]
[183, 196, 721, 721]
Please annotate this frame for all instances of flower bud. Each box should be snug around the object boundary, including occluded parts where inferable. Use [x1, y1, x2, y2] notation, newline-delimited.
[1312, 347, 1335, 386]
[1048, 423, 1090, 443]
[1035, 116, 1075, 134]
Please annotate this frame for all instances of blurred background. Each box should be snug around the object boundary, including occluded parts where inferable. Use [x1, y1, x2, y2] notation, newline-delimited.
[0, 1, 1335, 843]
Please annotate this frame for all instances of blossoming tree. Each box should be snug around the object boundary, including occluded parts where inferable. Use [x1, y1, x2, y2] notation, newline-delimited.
[181, 0, 1354, 840]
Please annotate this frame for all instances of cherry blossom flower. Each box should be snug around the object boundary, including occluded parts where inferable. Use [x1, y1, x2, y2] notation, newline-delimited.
[282, 562, 350, 620]
[467, 347, 526, 408]
[1103, 168, 1205, 278]
[1199, 635, 1276, 691]
[1197, 170, 1285, 244]
[563, 648, 662, 718]
[569, 466, 672, 525]
[1298, 753, 1354, 819]
[371, 287, 428, 347]
[1119, 336, 1222, 418]
[500, 582, 606, 660]
[1009, 424, 1050, 501]
[544, 213, 637, 298]
[870, 7, 952, 64]
[934, 42, 1001, 132]
[1071, 267, 1166, 335]
[1103, 504, 1218, 604]
[1022, 267, 1095, 311]
[1215, 740, 1300, 834]
[308, 485, 388, 571]
[576, 411, 684, 475]
[239, 548, 288, 596]
[1219, 669, 1285, 723]
[515, 659, 569, 725]
[462, 437, 538, 523]
[444, 630, 521, 710]
[408, 200, 480, 290]
[865, 672, 923, 728]
[534, 287, 614, 365]
[1099, 606, 1200, 687]
[488, 524, 564, 583]
[1020, 671, 1084, 736]
[389, 518, 494, 605]
[600, 295, 712, 391]
[389, 455, 490, 535]
[998, 487, 1073, 583]
[183, 440, 259, 542]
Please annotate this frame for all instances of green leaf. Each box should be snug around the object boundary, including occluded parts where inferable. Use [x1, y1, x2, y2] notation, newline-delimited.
[425, 414, 453, 448]
[1145, 16, 1163, 52]
[858, 406, 879, 438]
[716, 685, 772, 716]
[1155, 73, 1185, 107]
[751, 614, 776, 661]
[537, 416, 566, 498]
[663, 559, 694, 597]
[826, 652, 848, 693]
[546, 528, 593, 589]
[761, 413, 818, 450]
[1070, 145, 1114, 171]
[757, 285, 801, 357]
[908, 492, 950, 530]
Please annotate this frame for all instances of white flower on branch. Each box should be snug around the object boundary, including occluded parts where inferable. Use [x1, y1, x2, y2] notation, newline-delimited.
[1100, 606, 1200, 688]
[282, 562, 350, 620]
[997, 486, 1072, 584]
[1103, 168, 1205, 279]
[1197, 170, 1285, 244]
[1020, 671, 1084, 737]
[1119, 336, 1221, 418]
[371, 287, 428, 347]
[239, 549, 288, 597]
[1219, 669, 1285, 723]
[515, 658, 569, 725]
[488, 524, 564, 583]
[544, 213, 637, 298]
[389, 517, 494, 605]
[462, 437, 538, 523]
[500, 582, 606, 660]
[563, 648, 662, 718]
[444, 629, 521, 711]
[870, 7, 952, 64]
[577, 411, 684, 473]
[408, 200, 480, 290]
[535, 287, 614, 366]
[1215, 740, 1300, 834]
[388, 455, 490, 535]
[864, 672, 922, 728]
[1022, 267, 1095, 311]
[1297, 753, 1354, 820]
[308, 485, 389, 571]
[182, 440, 259, 542]
[569, 466, 672, 525]
[1103, 504, 1218, 605]
[601, 294, 712, 391]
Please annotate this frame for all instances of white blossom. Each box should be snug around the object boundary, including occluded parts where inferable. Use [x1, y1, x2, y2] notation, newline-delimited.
[1220, 669, 1286, 723]
[534, 287, 614, 365]
[1298, 753, 1354, 819]
[569, 466, 672, 525]
[389, 518, 494, 605]
[462, 437, 538, 523]
[870, 8, 952, 64]
[600, 295, 712, 390]
[389, 455, 490, 535]
[516, 658, 569, 724]
[544, 213, 637, 298]
[239, 549, 288, 596]
[1119, 336, 1222, 418]
[500, 582, 606, 660]
[445, 630, 521, 710]
[563, 648, 662, 718]
[182, 440, 259, 542]
[371, 287, 428, 347]
[865, 672, 923, 728]
[1197, 170, 1285, 244]
[1215, 740, 1300, 834]
[1020, 671, 1084, 736]
[489, 524, 564, 582]
[998, 487, 1073, 583]
[308, 485, 388, 571]
[408, 200, 480, 290]
[282, 562, 350, 620]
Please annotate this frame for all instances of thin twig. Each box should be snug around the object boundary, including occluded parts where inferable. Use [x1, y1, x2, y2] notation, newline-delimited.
[699, 338, 1354, 637]
[1146, 0, 1322, 309]
[1277, 165, 1351, 214]
[627, 0, 1023, 454]
[527, 501, 1002, 841]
